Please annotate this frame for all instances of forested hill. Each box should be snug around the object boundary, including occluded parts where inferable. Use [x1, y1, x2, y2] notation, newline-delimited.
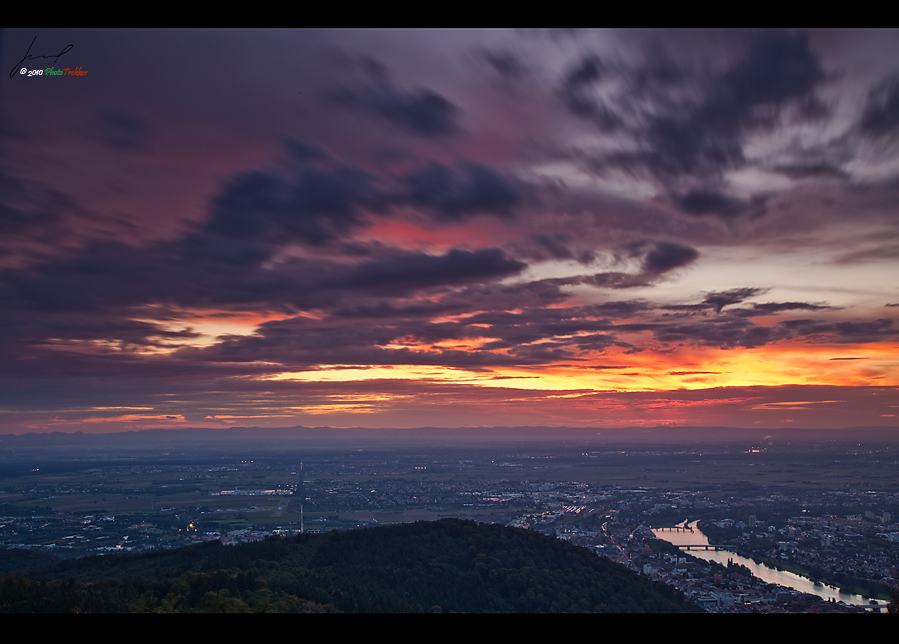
[1, 519, 701, 612]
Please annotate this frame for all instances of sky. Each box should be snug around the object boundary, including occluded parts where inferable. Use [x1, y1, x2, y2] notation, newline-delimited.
[1, 28, 899, 434]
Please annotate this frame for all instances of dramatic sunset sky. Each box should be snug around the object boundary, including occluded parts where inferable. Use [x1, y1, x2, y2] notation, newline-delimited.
[2, 29, 899, 433]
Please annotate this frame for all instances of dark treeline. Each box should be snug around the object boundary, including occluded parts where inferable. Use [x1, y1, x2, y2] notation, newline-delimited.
[0, 519, 700, 613]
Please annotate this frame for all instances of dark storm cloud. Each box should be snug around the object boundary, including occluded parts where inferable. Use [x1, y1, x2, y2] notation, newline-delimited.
[206, 150, 526, 246]
[638, 313, 895, 352]
[571, 332, 631, 352]
[204, 163, 388, 246]
[795, 94, 831, 121]
[2, 151, 498, 316]
[480, 50, 529, 79]
[331, 281, 560, 321]
[781, 317, 897, 343]
[650, 317, 791, 349]
[383, 305, 606, 352]
[453, 302, 656, 356]
[0, 308, 198, 353]
[577, 30, 828, 220]
[175, 313, 553, 368]
[772, 162, 848, 180]
[629, 44, 690, 96]
[508, 343, 576, 362]
[533, 233, 594, 263]
[434, 279, 572, 313]
[730, 301, 833, 317]
[400, 161, 524, 220]
[719, 30, 824, 112]
[467, 313, 616, 350]
[580, 272, 658, 290]
[0, 171, 63, 235]
[507, 234, 595, 264]
[328, 57, 460, 138]
[860, 73, 899, 137]
[700, 288, 767, 313]
[461, 295, 830, 352]
[323, 248, 526, 295]
[1, 241, 216, 313]
[282, 137, 332, 165]
[641, 241, 699, 274]
[333, 301, 458, 320]
[0, 168, 108, 268]
[573, 290, 882, 350]
[569, 240, 700, 289]
[86, 109, 153, 152]
[673, 190, 767, 219]
[0, 346, 287, 413]
[641, 29, 825, 177]
[186, 298, 643, 369]
[0, 130, 539, 337]
[331, 277, 572, 322]
[638, 116, 745, 180]
[591, 300, 654, 316]
[3, 238, 527, 319]
[560, 54, 620, 131]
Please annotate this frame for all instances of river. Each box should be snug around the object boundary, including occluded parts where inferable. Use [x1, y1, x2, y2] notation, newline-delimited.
[651, 520, 886, 611]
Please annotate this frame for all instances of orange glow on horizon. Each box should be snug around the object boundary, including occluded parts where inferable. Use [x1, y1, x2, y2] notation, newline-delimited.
[260, 339, 899, 393]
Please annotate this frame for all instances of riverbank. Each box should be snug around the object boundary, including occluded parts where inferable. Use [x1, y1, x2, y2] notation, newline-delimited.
[652, 520, 883, 609]
[697, 520, 891, 602]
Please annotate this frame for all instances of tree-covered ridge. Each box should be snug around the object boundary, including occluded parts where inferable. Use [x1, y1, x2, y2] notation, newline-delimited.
[0, 519, 701, 613]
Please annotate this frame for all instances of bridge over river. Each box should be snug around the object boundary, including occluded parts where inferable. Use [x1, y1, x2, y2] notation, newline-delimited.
[674, 544, 736, 551]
